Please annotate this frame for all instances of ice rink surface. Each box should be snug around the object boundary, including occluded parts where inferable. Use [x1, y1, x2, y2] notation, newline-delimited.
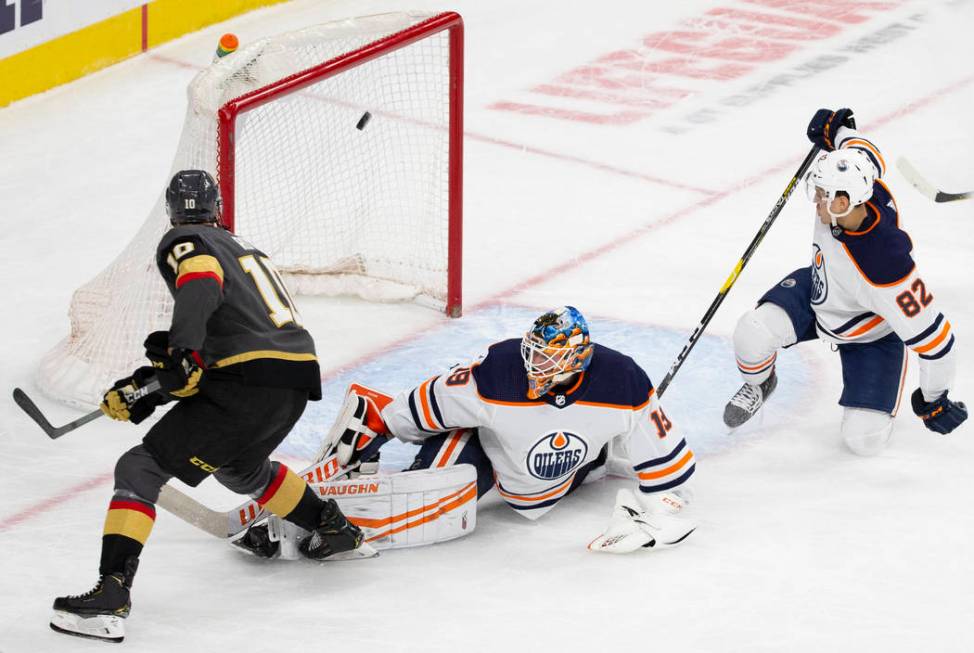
[2, 1, 974, 651]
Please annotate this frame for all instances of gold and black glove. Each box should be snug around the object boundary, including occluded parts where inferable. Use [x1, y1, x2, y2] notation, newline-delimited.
[143, 331, 203, 398]
[100, 367, 166, 423]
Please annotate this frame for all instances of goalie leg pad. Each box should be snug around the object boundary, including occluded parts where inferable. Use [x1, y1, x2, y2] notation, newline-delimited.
[317, 463, 478, 550]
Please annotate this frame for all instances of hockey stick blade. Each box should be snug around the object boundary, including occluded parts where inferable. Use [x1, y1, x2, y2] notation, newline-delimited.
[12, 388, 102, 439]
[897, 157, 973, 203]
[12, 379, 162, 440]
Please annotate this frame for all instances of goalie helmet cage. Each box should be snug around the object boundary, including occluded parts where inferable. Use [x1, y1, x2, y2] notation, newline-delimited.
[38, 11, 464, 408]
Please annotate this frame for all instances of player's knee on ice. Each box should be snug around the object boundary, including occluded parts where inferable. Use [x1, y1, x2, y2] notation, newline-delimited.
[733, 303, 797, 384]
[841, 407, 893, 456]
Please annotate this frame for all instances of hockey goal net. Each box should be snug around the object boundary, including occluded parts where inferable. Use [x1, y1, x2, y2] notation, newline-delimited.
[38, 11, 464, 408]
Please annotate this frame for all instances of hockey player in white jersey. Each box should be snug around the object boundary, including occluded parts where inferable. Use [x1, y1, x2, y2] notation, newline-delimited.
[724, 107, 967, 454]
[332, 306, 697, 552]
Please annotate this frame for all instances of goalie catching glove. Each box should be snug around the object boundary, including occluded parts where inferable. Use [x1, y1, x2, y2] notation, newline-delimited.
[100, 367, 168, 424]
[329, 384, 394, 468]
[143, 330, 203, 398]
[588, 489, 696, 553]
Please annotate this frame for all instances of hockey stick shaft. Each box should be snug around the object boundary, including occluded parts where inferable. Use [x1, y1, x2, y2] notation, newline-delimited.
[12, 380, 162, 439]
[156, 391, 362, 537]
[157, 453, 349, 538]
[896, 157, 972, 203]
[656, 145, 820, 398]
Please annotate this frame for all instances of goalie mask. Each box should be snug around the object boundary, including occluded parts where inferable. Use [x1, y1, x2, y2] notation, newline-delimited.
[520, 306, 594, 400]
[804, 149, 875, 226]
[166, 169, 222, 226]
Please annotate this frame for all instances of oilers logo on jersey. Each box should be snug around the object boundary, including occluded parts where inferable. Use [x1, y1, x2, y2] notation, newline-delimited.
[528, 431, 588, 480]
[381, 338, 697, 520]
[811, 244, 828, 305]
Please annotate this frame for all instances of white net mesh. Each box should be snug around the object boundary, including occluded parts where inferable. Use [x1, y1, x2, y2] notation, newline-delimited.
[37, 12, 458, 408]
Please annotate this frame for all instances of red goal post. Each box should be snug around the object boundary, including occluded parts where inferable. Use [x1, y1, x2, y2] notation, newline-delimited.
[218, 11, 464, 316]
[37, 12, 464, 408]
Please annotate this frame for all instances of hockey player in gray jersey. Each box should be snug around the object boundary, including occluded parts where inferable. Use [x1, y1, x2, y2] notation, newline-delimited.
[50, 170, 365, 643]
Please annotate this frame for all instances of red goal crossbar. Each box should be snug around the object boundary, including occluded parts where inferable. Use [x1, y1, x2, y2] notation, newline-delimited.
[216, 12, 464, 317]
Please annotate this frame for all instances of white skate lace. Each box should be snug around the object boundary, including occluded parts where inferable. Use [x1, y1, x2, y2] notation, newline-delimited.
[729, 383, 762, 413]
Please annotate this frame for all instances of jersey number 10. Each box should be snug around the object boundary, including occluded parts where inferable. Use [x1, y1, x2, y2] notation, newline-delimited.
[239, 254, 304, 328]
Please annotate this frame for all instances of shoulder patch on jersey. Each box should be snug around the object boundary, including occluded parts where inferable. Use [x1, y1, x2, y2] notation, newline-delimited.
[473, 339, 537, 404]
[575, 344, 654, 409]
[836, 187, 915, 286]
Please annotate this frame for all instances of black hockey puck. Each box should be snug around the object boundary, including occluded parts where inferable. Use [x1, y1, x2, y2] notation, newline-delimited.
[356, 111, 372, 130]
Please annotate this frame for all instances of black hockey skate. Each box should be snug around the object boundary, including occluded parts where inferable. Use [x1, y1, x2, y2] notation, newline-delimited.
[231, 521, 280, 559]
[50, 557, 138, 643]
[723, 371, 778, 428]
[299, 499, 366, 560]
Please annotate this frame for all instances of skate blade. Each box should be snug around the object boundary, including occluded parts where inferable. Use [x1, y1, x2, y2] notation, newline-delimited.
[322, 540, 379, 561]
[50, 610, 124, 643]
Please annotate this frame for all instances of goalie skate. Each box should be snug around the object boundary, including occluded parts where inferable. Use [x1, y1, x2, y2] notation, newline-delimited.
[723, 371, 777, 428]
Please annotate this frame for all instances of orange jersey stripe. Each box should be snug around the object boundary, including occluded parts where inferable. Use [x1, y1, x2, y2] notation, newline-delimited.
[418, 378, 440, 430]
[436, 430, 465, 468]
[496, 474, 575, 503]
[846, 315, 885, 338]
[638, 450, 694, 481]
[913, 321, 951, 354]
[844, 138, 886, 174]
[576, 387, 655, 411]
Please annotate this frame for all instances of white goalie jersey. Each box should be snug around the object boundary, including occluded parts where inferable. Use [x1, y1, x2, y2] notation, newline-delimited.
[380, 339, 697, 520]
[810, 128, 957, 399]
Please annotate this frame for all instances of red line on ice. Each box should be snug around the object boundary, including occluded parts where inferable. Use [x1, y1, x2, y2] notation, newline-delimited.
[0, 472, 114, 533]
[9, 72, 970, 532]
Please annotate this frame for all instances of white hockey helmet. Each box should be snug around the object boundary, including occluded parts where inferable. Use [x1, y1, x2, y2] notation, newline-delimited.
[804, 149, 876, 224]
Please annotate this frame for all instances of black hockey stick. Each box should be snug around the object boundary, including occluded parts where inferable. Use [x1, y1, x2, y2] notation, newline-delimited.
[896, 157, 972, 203]
[12, 380, 161, 439]
[657, 145, 820, 398]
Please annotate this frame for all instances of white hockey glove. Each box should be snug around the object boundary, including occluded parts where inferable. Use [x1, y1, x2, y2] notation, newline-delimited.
[588, 489, 695, 553]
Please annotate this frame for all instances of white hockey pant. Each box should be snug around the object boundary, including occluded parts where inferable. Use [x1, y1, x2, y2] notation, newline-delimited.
[733, 303, 797, 385]
[841, 407, 893, 457]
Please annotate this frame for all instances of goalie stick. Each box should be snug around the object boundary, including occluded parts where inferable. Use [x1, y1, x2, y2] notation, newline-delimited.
[12, 380, 161, 439]
[897, 157, 973, 203]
